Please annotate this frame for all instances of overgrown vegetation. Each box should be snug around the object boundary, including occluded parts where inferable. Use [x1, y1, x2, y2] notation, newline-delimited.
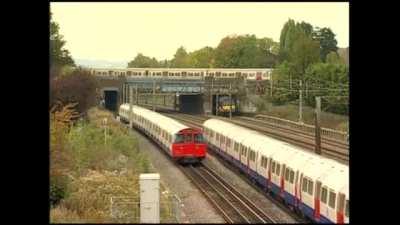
[50, 13, 174, 223]
[50, 107, 154, 222]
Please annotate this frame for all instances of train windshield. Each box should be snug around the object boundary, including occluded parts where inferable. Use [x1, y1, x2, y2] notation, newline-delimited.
[184, 134, 193, 142]
[194, 134, 205, 143]
[175, 134, 193, 143]
[175, 134, 184, 143]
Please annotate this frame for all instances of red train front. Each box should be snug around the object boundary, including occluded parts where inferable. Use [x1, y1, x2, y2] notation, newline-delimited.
[171, 128, 207, 163]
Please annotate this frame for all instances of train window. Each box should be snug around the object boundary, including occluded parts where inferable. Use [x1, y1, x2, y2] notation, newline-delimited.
[216, 133, 219, 141]
[175, 134, 184, 143]
[302, 177, 308, 192]
[290, 170, 295, 183]
[321, 186, 328, 203]
[195, 73, 199, 76]
[345, 200, 349, 217]
[308, 180, 313, 195]
[276, 163, 280, 175]
[139, 72, 142, 75]
[285, 168, 290, 181]
[271, 161, 276, 173]
[234, 142, 239, 152]
[338, 193, 345, 214]
[261, 156, 268, 168]
[329, 191, 336, 208]
[229, 73, 234, 77]
[249, 151, 255, 161]
[209, 72, 214, 76]
[169, 73, 173, 76]
[195, 134, 204, 143]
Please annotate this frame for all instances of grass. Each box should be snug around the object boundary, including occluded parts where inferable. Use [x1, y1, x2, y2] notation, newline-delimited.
[50, 107, 178, 223]
[247, 95, 349, 131]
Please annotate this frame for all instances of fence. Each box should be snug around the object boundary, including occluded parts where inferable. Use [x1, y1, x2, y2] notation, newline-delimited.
[110, 194, 182, 223]
[254, 114, 348, 142]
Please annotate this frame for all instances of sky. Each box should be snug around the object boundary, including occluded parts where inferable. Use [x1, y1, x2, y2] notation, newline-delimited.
[50, 2, 349, 63]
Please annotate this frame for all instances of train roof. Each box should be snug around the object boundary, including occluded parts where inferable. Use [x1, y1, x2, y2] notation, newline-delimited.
[120, 104, 189, 135]
[203, 118, 349, 192]
[91, 67, 273, 71]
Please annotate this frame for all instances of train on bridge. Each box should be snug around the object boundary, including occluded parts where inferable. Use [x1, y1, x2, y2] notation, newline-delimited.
[90, 68, 273, 81]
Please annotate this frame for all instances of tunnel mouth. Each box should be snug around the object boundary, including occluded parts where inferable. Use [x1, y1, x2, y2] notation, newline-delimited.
[179, 94, 204, 114]
[104, 90, 118, 112]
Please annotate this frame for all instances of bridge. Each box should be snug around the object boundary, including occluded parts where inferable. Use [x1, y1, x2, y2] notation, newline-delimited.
[93, 68, 273, 114]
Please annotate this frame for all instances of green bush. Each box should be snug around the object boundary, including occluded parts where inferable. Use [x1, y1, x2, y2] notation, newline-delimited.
[50, 175, 70, 207]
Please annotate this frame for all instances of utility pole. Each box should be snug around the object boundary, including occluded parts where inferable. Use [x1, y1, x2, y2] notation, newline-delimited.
[315, 97, 321, 155]
[210, 78, 213, 115]
[299, 80, 303, 123]
[305, 81, 308, 98]
[229, 83, 232, 119]
[103, 118, 108, 146]
[135, 84, 138, 105]
[215, 92, 219, 116]
[270, 73, 273, 97]
[129, 86, 133, 128]
[152, 79, 156, 111]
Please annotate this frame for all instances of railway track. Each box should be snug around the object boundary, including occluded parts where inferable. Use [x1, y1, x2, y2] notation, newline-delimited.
[160, 112, 348, 164]
[180, 163, 278, 223]
[205, 149, 309, 223]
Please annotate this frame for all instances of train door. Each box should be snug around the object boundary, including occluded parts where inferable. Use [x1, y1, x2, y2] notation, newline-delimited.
[335, 193, 346, 224]
[314, 181, 322, 221]
[284, 167, 294, 196]
[326, 189, 337, 222]
[319, 186, 329, 221]
[301, 177, 314, 210]
[344, 199, 349, 223]
[280, 164, 286, 197]
[271, 160, 281, 186]
[240, 145, 248, 167]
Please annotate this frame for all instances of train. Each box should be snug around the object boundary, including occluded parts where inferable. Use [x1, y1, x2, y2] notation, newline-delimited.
[202, 119, 349, 223]
[119, 104, 207, 163]
[90, 68, 273, 81]
[216, 95, 238, 116]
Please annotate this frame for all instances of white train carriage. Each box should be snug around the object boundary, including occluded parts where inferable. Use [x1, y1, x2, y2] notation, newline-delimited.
[91, 68, 273, 81]
[202, 118, 349, 223]
[316, 166, 349, 224]
[119, 104, 207, 162]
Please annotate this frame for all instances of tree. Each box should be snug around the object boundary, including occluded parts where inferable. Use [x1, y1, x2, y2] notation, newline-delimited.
[188, 47, 215, 68]
[326, 51, 345, 64]
[289, 31, 321, 79]
[312, 27, 338, 62]
[50, 13, 75, 70]
[304, 63, 348, 114]
[214, 34, 278, 68]
[50, 68, 99, 115]
[171, 47, 191, 68]
[127, 53, 161, 68]
[279, 19, 315, 63]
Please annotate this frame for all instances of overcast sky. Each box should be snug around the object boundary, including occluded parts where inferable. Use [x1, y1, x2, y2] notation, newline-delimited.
[50, 2, 349, 62]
